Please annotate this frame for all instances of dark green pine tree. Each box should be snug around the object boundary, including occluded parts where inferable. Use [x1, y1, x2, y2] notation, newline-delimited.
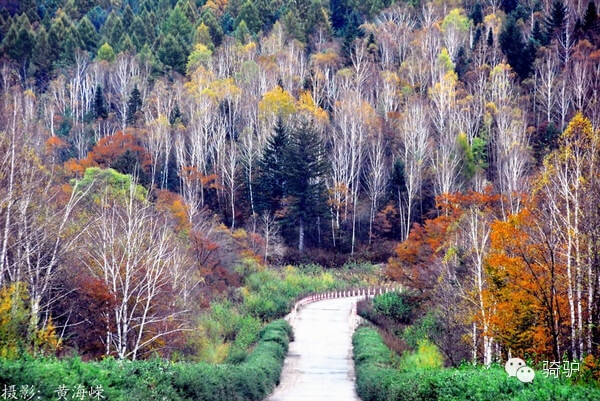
[584, 1, 598, 30]
[501, 0, 518, 14]
[531, 19, 545, 45]
[158, 33, 186, 74]
[131, 16, 148, 47]
[119, 33, 135, 53]
[486, 27, 494, 47]
[163, 5, 194, 46]
[306, 0, 331, 39]
[202, 9, 224, 47]
[470, 2, 484, 26]
[181, 0, 198, 23]
[19, 0, 39, 23]
[109, 15, 125, 51]
[32, 26, 52, 84]
[283, 121, 328, 251]
[234, 20, 251, 44]
[454, 46, 469, 79]
[94, 85, 108, 120]
[1, 24, 19, 61]
[169, 102, 182, 125]
[472, 26, 482, 48]
[2, 15, 35, 67]
[256, 118, 290, 217]
[499, 17, 534, 79]
[100, 11, 119, 42]
[126, 85, 143, 127]
[236, 0, 261, 34]
[78, 16, 99, 53]
[583, 1, 600, 44]
[282, 10, 305, 43]
[122, 4, 135, 29]
[341, 10, 364, 57]
[59, 25, 83, 66]
[48, 16, 67, 63]
[330, 0, 349, 33]
[255, 0, 276, 29]
[544, 0, 567, 42]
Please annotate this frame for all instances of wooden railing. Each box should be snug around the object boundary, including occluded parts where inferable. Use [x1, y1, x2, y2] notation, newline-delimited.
[286, 285, 402, 330]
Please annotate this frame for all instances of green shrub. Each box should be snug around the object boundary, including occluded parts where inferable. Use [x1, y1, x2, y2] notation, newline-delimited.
[372, 292, 414, 323]
[0, 320, 291, 401]
[402, 310, 440, 349]
[400, 339, 443, 370]
[353, 326, 600, 401]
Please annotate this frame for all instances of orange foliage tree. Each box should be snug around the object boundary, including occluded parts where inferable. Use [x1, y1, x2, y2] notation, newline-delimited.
[486, 204, 568, 361]
[65, 131, 152, 181]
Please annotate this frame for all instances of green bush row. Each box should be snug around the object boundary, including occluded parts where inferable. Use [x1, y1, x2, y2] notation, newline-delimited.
[353, 326, 600, 401]
[371, 292, 414, 324]
[0, 320, 291, 401]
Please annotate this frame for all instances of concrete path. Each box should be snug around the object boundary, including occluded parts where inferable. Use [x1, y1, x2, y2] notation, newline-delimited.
[267, 296, 362, 401]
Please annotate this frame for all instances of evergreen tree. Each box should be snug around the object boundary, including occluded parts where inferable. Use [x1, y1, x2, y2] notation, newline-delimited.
[583, 1, 600, 44]
[169, 102, 182, 125]
[500, 17, 534, 79]
[100, 11, 119, 42]
[236, 0, 261, 34]
[126, 85, 143, 126]
[158, 33, 186, 74]
[94, 85, 108, 119]
[87, 6, 108, 30]
[109, 15, 125, 50]
[470, 2, 483, 26]
[330, 0, 349, 33]
[194, 23, 214, 50]
[255, 0, 276, 28]
[341, 10, 364, 57]
[584, 1, 598, 30]
[131, 15, 148, 46]
[97, 42, 116, 62]
[486, 27, 494, 47]
[14, 18, 35, 67]
[531, 19, 545, 45]
[202, 9, 223, 47]
[234, 20, 251, 43]
[256, 118, 290, 216]
[19, 0, 39, 23]
[32, 26, 52, 84]
[473, 26, 482, 48]
[119, 33, 135, 53]
[502, 0, 518, 14]
[1, 24, 19, 62]
[454, 46, 469, 79]
[60, 25, 83, 65]
[544, 0, 567, 41]
[122, 4, 135, 29]
[77, 16, 98, 53]
[282, 10, 305, 43]
[283, 121, 328, 251]
[181, 0, 198, 23]
[163, 5, 194, 46]
[48, 16, 67, 62]
[306, 0, 332, 40]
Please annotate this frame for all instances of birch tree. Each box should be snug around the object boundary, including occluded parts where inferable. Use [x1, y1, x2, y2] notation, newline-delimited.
[83, 180, 186, 360]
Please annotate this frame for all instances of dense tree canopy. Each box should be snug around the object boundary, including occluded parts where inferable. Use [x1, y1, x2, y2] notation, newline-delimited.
[2, 0, 600, 370]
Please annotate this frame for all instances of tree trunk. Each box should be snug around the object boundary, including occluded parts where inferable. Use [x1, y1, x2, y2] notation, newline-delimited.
[298, 218, 305, 252]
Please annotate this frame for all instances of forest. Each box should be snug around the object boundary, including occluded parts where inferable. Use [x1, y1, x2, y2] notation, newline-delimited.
[1, 0, 600, 394]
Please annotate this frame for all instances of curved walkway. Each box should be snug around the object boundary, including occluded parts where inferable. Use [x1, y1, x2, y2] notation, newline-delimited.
[267, 296, 362, 401]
